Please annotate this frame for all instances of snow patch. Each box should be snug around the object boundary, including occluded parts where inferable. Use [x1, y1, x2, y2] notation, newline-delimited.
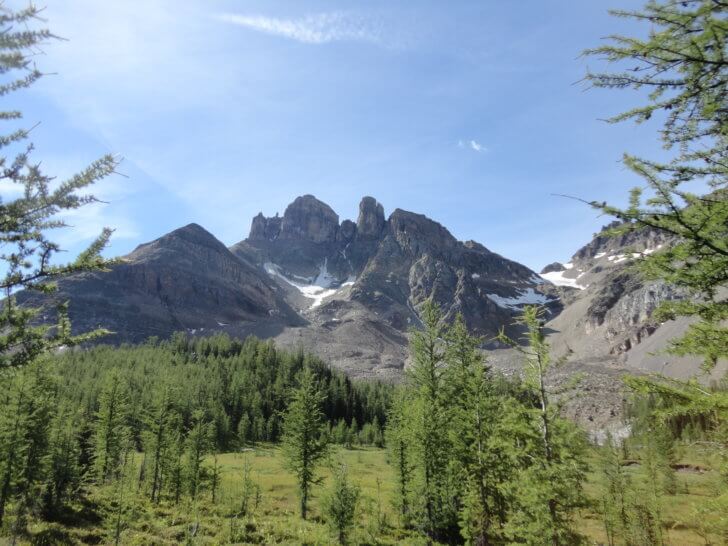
[608, 246, 663, 264]
[471, 273, 480, 279]
[486, 288, 555, 310]
[540, 270, 585, 289]
[264, 259, 353, 309]
[594, 252, 607, 259]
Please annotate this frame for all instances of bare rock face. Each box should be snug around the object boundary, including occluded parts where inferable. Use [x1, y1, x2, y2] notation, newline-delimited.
[338, 219, 357, 242]
[249, 213, 281, 241]
[542, 222, 703, 379]
[356, 196, 385, 239]
[541, 262, 565, 274]
[17, 223, 300, 343]
[280, 195, 339, 243]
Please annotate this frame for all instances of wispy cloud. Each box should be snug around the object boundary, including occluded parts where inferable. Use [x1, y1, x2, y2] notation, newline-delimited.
[216, 12, 382, 45]
[458, 140, 487, 153]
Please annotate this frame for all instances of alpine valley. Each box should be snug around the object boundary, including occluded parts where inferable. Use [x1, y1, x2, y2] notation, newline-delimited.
[19, 195, 721, 433]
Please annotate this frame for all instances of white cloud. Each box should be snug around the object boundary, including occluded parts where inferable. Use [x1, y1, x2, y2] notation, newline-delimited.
[458, 139, 487, 153]
[216, 12, 382, 45]
[469, 140, 486, 152]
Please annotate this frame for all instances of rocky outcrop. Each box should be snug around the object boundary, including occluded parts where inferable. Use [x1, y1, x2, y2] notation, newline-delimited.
[249, 213, 281, 241]
[542, 222, 700, 376]
[356, 196, 385, 239]
[541, 262, 565, 274]
[230, 195, 558, 367]
[279, 195, 340, 243]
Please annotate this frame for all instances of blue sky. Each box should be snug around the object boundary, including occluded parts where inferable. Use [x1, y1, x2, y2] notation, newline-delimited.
[9, 0, 664, 271]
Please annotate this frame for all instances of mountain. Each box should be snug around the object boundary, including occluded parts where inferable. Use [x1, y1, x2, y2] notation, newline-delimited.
[17, 223, 303, 343]
[19, 195, 560, 376]
[230, 195, 559, 376]
[17, 194, 720, 431]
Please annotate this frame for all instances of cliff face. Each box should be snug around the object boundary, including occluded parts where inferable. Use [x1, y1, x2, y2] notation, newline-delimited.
[539, 223, 697, 373]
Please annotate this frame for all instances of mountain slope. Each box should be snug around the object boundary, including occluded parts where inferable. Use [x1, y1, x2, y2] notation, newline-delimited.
[17, 223, 302, 343]
[539, 222, 727, 381]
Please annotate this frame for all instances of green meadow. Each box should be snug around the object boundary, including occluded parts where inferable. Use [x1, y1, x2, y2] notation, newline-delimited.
[21, 444, 722, 545]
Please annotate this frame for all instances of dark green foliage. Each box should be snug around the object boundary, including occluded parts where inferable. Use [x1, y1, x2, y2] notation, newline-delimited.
[0, 332, 390, 539]
[446, 316, 510, 544]
[0, 4, 120, 370]
[43, 402, 83, 513]
[93, 372, 131, 484]
[0, 364, 53, 527]
[323, 463, 360, 544]
[143, 384, 178, 503]
[406, 300, 459, 540]
[185, 409, 213, 501]
[53, 334, 390, 453]
[388, 304, 588, 544]
[281, 367, 331, 520]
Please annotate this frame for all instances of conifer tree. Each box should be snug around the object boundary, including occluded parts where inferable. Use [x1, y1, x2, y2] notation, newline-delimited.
[499, 306, 587, 545]
[143, 384, 178, 503]
[185, 409, 213, 501]
[43, 402, 82, 512]
[93, 372, 131, 484]
[385, 390, 413, 527]
[583, 0, 727, 371]
[0, 364, 53, 526]
[406, 299, 458, 540]
[281, 366, 330, 520]
[446, 315, 509, 544]
[322, 463, 360, 545]
[165, 423, 186, 505]
[599, 434, 638, 546]
[0, 4, 120, 370]
[236, 413, 251, 449]
[239, 456, 260, 517]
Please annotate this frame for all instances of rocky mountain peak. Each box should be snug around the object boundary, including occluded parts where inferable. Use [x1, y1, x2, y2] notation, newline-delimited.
[279, 195, 340, 243]
[387, 208, 457, 257]
[357, 196, 385, 238]
[249, 212, 281, 241]
[130, 222, 229, 261]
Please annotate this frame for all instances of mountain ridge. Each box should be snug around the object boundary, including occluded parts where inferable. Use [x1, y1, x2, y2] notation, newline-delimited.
[17, 194, 723, 429]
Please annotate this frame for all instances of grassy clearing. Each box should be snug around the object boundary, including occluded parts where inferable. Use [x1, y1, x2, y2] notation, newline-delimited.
[14, 444, 723, 545]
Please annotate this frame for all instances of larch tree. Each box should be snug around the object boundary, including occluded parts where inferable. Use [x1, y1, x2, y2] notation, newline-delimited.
[498, 306, 587, 546]
[43, 401, 83, 512]
[584, 2, 727, 537]
[0, 363, 52, 527]
[322, 463, 360, 545]
[0, 4, 120, 370]
[281, 366, 330, 520]
[384, 389, 413, 527]
[93, 371, 131, 484]
[582, 0, 727, 372]
[406, 299, 458, 540]
[185, 409, 214, 501]
[446, 315, 509, 545]
[144, 384, 178, 504]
